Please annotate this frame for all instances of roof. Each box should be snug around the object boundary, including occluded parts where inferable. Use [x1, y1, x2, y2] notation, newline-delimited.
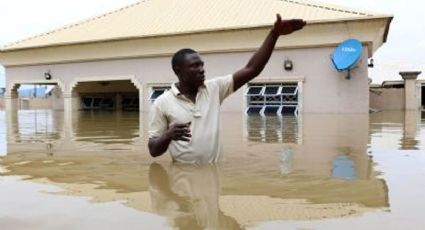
[382, 80, 404, 87]
[1, 0, 391, 51]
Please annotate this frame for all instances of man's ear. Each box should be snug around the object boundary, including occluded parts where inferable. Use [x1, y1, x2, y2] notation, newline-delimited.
[174, 65, 181, 76]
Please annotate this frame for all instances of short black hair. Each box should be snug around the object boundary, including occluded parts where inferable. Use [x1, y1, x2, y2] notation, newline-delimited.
[171, 48, 197, 74]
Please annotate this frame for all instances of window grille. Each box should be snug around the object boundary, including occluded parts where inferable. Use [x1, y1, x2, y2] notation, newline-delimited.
[149, 86, 171, 102]
[246, 106, 263, 114]
[245, 83, 299, 116]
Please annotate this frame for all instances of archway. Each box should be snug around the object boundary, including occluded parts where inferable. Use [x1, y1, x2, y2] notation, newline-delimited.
[6, 81, 64, 111]
[71, 79, 140, 111]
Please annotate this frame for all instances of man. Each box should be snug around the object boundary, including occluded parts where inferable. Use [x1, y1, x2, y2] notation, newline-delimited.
[148, 14, 306, 163]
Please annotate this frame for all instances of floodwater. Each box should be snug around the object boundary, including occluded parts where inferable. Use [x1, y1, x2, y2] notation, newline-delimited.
[0, 110, 424, 230]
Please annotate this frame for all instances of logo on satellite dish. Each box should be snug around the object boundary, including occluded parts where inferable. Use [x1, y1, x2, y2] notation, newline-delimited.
[341, 47, 357, 52]
[331, 39, 362, 79]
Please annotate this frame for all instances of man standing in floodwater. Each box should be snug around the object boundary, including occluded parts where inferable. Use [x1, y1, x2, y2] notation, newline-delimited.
[148, 14, 306, 163]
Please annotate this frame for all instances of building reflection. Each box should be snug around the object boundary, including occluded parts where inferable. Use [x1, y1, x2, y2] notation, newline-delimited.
[244, 115, 301, 144]
[4, 110, 423, 157]
[370, 111, 423, 150]
[401, 111, 420, 150]
[7, 110, 63, 143]
[4, 109, 417, 183]
[0, 111, 6, 156]
[245, 113, 371, 179]
[0, 110, 393, 225]
[5, 110, 143, 155]
[73, 111, 140, 145]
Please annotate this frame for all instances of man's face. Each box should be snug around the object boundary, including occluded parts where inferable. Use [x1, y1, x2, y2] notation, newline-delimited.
[177, 53, 205, 88]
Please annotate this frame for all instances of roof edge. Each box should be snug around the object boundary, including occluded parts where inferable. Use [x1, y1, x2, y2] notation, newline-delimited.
[0, 15, 393, 53]
[0, 0, 144, 50]
[382, 16, 394, 43]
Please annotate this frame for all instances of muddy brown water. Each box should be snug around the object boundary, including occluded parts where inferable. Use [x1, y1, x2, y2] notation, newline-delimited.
[0, 110, 424, 230]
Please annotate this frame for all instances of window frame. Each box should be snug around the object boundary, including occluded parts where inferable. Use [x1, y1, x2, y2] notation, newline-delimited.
[245, 81, 302, 117]
[149, 86, 171, 102]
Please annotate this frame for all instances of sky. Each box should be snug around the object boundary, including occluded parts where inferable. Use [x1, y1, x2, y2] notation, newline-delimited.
[0, 0, 424, 88]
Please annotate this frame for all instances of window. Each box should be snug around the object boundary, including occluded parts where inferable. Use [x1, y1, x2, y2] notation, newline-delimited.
[81, 97, 114, 110]
[245, 83, 299, 116]
[122, 97, 138, 111]
[246, 106, 263, 114]
[149, 86, 171, 102]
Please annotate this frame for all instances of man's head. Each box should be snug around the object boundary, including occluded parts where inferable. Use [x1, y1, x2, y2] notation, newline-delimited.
[171, 48, 205, 88]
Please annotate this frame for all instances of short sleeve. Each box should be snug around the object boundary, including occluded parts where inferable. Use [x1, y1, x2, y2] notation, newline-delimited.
[214, 75, 234, 103]
[148, 101, 168, 139]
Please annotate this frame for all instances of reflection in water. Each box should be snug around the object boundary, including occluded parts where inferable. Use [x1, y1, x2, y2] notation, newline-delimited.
[149, 163, 243, 230]
[370, 111, 425, 150]
[244, 115, 300, 143]
[0, 111, 6, 156]
[5, 110, 142, 155]
[10, 110, 62, 144]
[332, 155, 356, 180]
[3, 110, 425, 229]
[401, 111, 420, 150]
[74, 111, 140, 145]
[279, 147, 294, 175]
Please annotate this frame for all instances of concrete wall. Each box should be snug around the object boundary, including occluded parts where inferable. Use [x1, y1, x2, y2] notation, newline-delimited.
[0, 98, 4, 109]
[5, 46, 369, 113]
[370, 88, 405, 111]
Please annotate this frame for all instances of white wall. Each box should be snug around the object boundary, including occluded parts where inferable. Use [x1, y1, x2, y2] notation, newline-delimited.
[5, 46, 369, 113]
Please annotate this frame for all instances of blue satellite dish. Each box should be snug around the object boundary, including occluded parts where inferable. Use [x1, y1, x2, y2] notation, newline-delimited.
[331, 39, 362, 79]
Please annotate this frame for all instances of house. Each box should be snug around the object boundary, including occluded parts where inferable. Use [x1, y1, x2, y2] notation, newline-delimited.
[0, 0, 392, 114]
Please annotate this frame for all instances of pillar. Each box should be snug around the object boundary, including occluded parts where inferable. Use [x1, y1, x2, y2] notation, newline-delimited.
[401, 110, 420, 150]
[400, 71, 422, 110]
[63, 92, 79, 113]
[139, 88, 144, 138]
[115, 93, 122, 111]
[4, 91, 18, 112]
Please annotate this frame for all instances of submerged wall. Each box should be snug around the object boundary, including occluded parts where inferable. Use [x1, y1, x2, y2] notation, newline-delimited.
[370, 88, 405, 111]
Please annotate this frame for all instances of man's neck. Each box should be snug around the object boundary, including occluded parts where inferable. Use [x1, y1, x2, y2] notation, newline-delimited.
[176, 82, 198, 103]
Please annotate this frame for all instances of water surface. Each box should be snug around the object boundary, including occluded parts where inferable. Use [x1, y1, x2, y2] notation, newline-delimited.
[0, 110, 424, 229]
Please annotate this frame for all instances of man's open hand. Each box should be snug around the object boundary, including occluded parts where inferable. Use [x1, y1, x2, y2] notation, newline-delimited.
[166, 122, 191, 142]
[273, 14, 306, 36]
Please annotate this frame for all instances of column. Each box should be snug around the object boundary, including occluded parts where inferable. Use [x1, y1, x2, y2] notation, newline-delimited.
[4, 91, 18, 112]
[400, 71, 422, 110]
[139, 88, 144, 138]
[401, 110, 420, 150]
[63, 92, 79, 113]
[60, 92, 78, 151]
[115, 93, 122, 111]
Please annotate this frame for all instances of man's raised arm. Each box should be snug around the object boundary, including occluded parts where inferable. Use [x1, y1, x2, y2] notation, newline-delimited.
[233, 14, 306, 91]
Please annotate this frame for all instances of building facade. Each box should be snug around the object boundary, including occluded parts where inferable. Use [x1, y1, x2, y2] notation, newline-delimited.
[0, 0, 392, 114]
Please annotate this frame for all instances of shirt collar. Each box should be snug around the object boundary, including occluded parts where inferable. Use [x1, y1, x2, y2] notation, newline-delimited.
[171, 82, 207, 97]
[171, 82, 181, 96]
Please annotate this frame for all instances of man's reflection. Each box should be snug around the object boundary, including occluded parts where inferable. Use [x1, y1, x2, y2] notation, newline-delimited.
[149, 163, 244, 230]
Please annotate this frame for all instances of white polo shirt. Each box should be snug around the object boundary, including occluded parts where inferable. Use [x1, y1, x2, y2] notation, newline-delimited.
[149, 75, 234, 163]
